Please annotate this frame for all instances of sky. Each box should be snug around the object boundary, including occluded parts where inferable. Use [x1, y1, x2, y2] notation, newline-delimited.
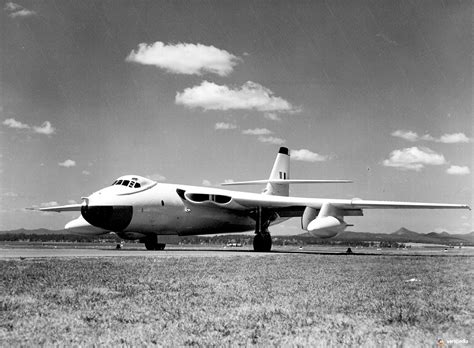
[0, 0, 472, 234]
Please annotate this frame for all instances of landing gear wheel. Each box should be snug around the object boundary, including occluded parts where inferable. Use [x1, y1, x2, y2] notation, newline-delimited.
[253, 232, 272, 252]
[144, 241, 166, 251]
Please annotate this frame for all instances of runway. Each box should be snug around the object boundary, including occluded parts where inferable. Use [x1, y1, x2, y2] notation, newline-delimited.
[0, 243, 472, 259]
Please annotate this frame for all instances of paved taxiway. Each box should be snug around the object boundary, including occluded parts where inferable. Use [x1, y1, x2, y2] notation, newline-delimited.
[1, 244, 472, 259]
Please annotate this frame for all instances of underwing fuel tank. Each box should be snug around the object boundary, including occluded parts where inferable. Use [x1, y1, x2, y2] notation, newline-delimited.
[301, 204, 347, 238]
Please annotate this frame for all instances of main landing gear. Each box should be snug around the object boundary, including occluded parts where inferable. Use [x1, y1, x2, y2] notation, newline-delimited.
[142, 236, 166, 250]
[252, 207, 276, 252]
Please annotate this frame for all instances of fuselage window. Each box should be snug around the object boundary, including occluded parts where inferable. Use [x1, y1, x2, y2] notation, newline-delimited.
[161, 200, 164, 206]
[122, 180, 130, 187]
[129, 181, 135, 187]
[116, 180, 123, 185]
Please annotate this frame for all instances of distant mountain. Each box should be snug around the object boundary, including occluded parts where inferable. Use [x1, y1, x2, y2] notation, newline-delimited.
[390, 227, 420, 238]
[0, 228, 68, 235]
[300, 227, 473, 245]
[1, 228, 473, 245]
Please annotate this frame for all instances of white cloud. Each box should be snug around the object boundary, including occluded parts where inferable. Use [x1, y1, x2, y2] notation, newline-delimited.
[82, 170, 91, 176]
[3, 192, 18, 197]
[438, 133, 471, 144]
[68, 200, 77, 204]
[257, 136, 286, 145]
[176, 81, 297, 113]
[242, 128, 272, 135]
[33, 121, 55, 135]
[202, 179, 212, 186]
[446, 165, 470, 175]
[3, 118, 56, 135]
[290, 149, 329, 162]
[40, 201, 59, 208]
[4, 2, 36, 18]
[146, 173, 167, 181]
[126, 42, 240, 76]
[224, 179, 234, 184]
[391, 130, 471, 144]
[383, 147, 446, 171]
[214, 122, 237, 130]
[58, 159, 76, 168]
[3, 118, 30, 129]
[264, 112, 281, 121]
[391, 130, 419, 142]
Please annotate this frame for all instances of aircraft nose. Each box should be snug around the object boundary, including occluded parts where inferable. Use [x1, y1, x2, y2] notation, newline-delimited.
[81, 204, 133, 231]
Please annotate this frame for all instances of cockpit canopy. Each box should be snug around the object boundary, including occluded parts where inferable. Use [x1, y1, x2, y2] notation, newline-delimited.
[111, 175, 155, 189]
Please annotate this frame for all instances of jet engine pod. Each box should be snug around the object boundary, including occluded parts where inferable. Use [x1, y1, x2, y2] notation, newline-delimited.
[81, 205, 133, 232]
[302, 205, 347, 238]
[307, 216, 346, 238]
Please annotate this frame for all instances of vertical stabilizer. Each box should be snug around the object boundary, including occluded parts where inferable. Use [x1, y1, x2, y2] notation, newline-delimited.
[264, 147, 290, 196]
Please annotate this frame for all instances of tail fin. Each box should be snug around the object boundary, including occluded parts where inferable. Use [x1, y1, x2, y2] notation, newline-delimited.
[264, 147, 290, 196]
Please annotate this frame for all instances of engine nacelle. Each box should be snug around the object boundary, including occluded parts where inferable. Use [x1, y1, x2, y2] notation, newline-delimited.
[302, 205, 347, 238]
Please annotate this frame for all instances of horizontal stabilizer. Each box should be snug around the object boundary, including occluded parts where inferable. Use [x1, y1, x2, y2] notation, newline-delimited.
[221, 179, 352, 186]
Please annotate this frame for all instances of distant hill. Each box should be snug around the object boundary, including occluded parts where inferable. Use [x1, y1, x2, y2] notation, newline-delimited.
[0, 228, 68, 235]
[1, 228, 473, 245]
[300, 227, 474, 245]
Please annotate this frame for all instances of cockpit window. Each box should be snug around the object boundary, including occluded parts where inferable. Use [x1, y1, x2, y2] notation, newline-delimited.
[113, 178, 143, 189]
[111, 180, 117, 186]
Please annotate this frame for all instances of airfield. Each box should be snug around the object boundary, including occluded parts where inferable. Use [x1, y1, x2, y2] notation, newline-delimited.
[1, 242, 473, 258]
[1, 242, 472, 346]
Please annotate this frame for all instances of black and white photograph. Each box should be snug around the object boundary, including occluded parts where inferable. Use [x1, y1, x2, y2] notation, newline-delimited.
[1, 0, 472, 346]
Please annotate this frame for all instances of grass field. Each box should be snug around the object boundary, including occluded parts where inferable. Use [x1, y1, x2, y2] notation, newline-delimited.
[1, 253, 472, 346]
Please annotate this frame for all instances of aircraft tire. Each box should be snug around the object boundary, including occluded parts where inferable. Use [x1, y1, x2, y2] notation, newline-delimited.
[145, 241, 156, 250]
[253, 233, 272, 252]
[156, 243, 166, 250]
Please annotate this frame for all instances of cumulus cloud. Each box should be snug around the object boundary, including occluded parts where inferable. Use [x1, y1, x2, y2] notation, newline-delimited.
[446, 165, 470, 175]
[202, 179, 212, 186]
[391, 130, 419, 142]
[146, 173, 167, 181]
[3, 118, 55, 135]
[176, 81, 297, 113]
[33, 121, 55, 135]
[3, 118, 30, 129]
[290, 149, 329, 162]
[438, 133, 471, 144]
[40, 201, 59, 208]
[58, 159, 76, 168]
[257, 136, 286, 145]
[126, 42, 240, 76]
[82, 170, 91, 176]
[214, 122, 237, 130]
[242, 128, 272, 135]
[391, 129, 471, 144]
[3, 192, 18, 197]
[264, 113, 281, 121]
[383, 147, 446, 171]
[223, 179, 234, 184]
[4, 2, 36, 18]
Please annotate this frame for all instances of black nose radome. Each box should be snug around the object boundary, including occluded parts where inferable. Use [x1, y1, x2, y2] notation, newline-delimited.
[81, 205, 133, 231]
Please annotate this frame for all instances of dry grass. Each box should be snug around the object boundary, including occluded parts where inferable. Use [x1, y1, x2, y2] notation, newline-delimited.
[0, 254, 472, 346]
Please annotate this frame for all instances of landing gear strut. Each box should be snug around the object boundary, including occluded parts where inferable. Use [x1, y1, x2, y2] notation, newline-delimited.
[252, 207, 275, 252]
[143, 236, 166, 250]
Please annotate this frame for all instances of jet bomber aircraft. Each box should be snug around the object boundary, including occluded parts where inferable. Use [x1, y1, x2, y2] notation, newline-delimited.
[39, 147, 470, 251]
